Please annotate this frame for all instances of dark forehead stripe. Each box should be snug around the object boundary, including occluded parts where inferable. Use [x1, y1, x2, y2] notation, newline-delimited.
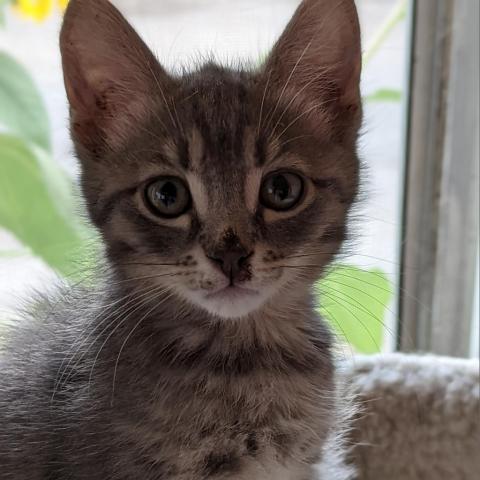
[93, 186, 137, 227]
[182, 65, 252, 168]
[255, 136, 267, 166]
[177, 136, 190, 170]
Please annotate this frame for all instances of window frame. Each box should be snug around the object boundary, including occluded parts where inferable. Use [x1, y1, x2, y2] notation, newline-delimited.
[399, 0, 479, 357]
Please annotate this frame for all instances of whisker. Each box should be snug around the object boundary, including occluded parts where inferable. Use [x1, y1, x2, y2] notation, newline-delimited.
[324, 269, 431, 316]
[52, 284, 158, 399]
[257, 68, 272, 136]
[53, 284, 165, 397]
[111, 290, 175, 405]
[321, 286, 395, 341]
[263, 39, 313, 131]
[108, 272, 184, 285]
[278, 134, 314, 149]
[325, 271, 393, 296]
[320, 303, 356, 360]
[271, 72, 323, 135]
[321, 290, 381, 352]
[179, 89, 199, 104]
[117, 262, 181, 268]
[276, 100, 329, 139]
[134, 122, 167, 144]
[145, 61, 177, 130]
[290, 267, 397, 323]
[87, 284, 169, 391]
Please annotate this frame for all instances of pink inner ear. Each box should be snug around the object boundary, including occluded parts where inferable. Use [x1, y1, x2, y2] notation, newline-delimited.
[62, 50, 96, 118]
[60, 0, 172, 153]
[66, 71, 152, 153]
[264, 0, 362, 115]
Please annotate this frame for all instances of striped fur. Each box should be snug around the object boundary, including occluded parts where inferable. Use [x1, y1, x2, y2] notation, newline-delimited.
[0, 0, 362, 478]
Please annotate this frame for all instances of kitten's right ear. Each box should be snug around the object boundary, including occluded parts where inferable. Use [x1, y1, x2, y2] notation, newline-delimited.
[60, 0, 172, 155]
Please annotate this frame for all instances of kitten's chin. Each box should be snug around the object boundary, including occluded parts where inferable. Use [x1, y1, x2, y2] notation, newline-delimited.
[185, 286, 270, 319]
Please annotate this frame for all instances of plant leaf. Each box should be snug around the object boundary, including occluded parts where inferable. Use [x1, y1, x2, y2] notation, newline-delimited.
[362, 0, 408, 67]
[0, 0, 10, 27]
[0, 52, 51, 151]
[364, 88, 402, 103]
[316, 265, 393, 354]
[0, 134, 88, 276]
[0, 3, 5, 27]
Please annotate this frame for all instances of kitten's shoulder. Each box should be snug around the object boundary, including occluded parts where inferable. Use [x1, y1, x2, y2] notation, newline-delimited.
[0, 281, 107, 396]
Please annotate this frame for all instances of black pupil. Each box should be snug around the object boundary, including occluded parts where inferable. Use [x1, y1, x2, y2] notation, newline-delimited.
[271, 175, 290, 201]
[157, 181, 177, 208]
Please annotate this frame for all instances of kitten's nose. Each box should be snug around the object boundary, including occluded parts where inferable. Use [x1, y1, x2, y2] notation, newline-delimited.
[208, 246, 252, 282]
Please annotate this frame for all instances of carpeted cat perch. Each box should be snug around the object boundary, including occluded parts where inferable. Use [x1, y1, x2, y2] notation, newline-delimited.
[343, 353, 479, 480]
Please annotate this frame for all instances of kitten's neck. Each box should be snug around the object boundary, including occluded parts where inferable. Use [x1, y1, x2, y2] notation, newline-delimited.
[106, 283, 324, 359]
[102, 284, 332, 388]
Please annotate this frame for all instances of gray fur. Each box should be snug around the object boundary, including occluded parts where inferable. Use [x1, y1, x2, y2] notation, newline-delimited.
[0, 0, 362, 478]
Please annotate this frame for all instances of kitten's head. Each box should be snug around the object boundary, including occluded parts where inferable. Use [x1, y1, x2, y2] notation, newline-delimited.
[60, 0, 361, 319]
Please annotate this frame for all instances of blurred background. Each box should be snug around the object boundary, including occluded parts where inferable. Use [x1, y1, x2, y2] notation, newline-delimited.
[0, 0, 478, 358]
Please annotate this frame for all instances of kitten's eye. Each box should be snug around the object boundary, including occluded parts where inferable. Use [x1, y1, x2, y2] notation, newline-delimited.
[145, 177, 191, 218]
[260, 172, 304, 211]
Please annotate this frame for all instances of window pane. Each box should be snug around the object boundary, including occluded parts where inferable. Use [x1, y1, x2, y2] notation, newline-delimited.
[0, 0, 411, 354]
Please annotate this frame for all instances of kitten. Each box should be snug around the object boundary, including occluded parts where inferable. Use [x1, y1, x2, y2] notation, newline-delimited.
[0, 0, 362, 478]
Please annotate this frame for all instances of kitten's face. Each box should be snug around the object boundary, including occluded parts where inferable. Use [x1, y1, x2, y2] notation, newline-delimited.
[61, 0, 362, 319]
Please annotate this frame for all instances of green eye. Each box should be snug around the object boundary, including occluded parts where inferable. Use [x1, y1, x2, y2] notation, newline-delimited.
[145, 177, 191, 218]
[260, 172, 304, 211]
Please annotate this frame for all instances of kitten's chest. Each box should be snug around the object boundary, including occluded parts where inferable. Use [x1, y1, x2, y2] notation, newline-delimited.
[113, 370, 331, 479]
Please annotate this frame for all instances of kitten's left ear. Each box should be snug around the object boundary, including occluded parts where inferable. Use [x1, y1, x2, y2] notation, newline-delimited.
[263, 0, 362, 135]
[60, 0, 172, 155]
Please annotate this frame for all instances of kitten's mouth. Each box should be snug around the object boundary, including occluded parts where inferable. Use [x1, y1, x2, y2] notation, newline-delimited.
[192, 283, 267, 318]
[205, 285, 258, 301]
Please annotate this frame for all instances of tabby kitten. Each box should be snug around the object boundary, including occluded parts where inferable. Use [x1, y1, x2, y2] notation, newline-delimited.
[0, 0, 362, 478]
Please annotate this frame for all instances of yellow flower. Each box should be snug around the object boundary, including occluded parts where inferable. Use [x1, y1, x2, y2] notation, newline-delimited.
[15, 0, 54, 21]
[14, 0, 68, 22]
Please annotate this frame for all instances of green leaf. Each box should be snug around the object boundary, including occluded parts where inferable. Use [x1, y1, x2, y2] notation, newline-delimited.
[0, 134, 88, 276]
[364, 88, 402, 103]
[316, 265, 394, 354]
[362, 0, 408, 67]
[0, 52, 51, 151]
[0, 0, 8, 27]
[0, 5, 5, 27]
[0, 248, 30, 258]
[0, 1, 16, 26]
